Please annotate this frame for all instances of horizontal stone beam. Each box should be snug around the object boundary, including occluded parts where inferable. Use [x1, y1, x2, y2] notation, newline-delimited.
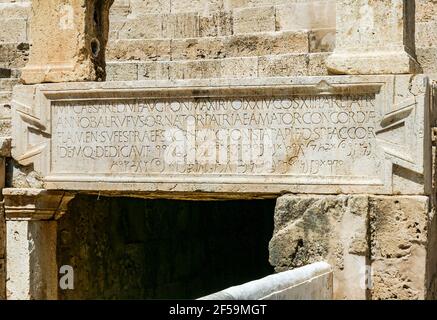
[10, 76, 432, 196]
[3, 188, 75, 220]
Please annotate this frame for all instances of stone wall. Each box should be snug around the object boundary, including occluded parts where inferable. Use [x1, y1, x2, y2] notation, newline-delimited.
[57, 196, 275, 299]
[2, 0, 437, 81]
[416, 0, 437, 74]
[269, 194, 437, 299]
[106, 0, 335, 80]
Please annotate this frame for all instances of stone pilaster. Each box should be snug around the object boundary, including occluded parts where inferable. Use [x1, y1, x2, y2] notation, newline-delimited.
[326, 0, 421, 74]
[21, 0, 114, 84]
[3, 188, 75, 300]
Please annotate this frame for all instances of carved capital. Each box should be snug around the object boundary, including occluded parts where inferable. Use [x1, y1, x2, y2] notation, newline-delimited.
[3, 188, 75, 220]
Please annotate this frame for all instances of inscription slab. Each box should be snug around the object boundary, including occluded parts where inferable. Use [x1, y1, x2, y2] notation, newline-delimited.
[11, 76, 432, 196]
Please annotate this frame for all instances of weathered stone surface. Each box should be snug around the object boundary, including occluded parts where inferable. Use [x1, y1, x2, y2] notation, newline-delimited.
[2, 188, 75, 220]
[2, 0, 437, 302]
[326, 0, 421, 74]
[10, 75, 432, 196]
[417, 47, 437, 74]
[275, 0, 335, 31]
[269, 194, 369, 300]
[6, 220, 57, 300]
[21, 0, 114, 84]
[269, 194, 437, 300]
[369, 196, 429, 300]
[233, 6, 275, 34]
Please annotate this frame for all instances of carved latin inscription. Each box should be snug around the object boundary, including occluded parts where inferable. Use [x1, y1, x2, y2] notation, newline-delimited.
[11, 77, 430, 195]
[51, 94, 382, 182]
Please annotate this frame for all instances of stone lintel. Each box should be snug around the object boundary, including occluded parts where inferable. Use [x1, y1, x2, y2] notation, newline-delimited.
[10, 76, 433, 196]
[3, 188, 75, 220]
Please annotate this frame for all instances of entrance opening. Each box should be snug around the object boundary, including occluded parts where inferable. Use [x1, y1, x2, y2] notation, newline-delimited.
[57, 195, 275, 299]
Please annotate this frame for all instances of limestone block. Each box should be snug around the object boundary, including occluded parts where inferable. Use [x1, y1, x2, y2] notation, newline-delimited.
[416, 0, 437, 23]
[129, 0, 170, 14]
[0, 184, 4, 301]
[170, 0, 223, 13]
[224, 0, 297, 10]
[307, 52, 330, 76]
[0, 1, 30, 19]
[258, 54, 308, 77]
[233, 6, 275, 34]
[269, 194, 369, 300]
[6, 220, 58, 300]
[417, 47, 437, 75]
[107, 39, 171, 61]
[199, 11, 233, 37]
[106, 61, 138, 81]
[109, 0, 130, 19]
[137, 61, 170, 80]
[416, 21, 437, 48]
[168, 59, 222, 79]
[169, 31, 308, 61]
[275, 0, 335, 31]
[3, 188, 75, 220]
[0, 43, 29, 69]
[199, 262, 333, 300]
[225, 31, 309, 56]
[21, 0, 114, 84]
[170, 37, 225, 60]
[220, 57, 258, 78]
[309, 29, 335, 53]
[369, 196, 429, 300]
[326, 0, 421, 74]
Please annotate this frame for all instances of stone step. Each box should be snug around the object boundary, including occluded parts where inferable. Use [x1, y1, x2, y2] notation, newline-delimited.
[106, 52, 330, 81]
[107, 30, 311, 62]
[0, 90, 12, 105]
[113, 1, 334, 38]
[417, 46, 437, 74]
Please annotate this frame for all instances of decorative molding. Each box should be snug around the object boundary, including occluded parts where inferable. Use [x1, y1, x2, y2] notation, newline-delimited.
[3, 188, 75, 220]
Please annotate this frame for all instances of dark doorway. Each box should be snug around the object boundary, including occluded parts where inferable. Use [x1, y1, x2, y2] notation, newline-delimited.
[57, 195, 275, 299]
